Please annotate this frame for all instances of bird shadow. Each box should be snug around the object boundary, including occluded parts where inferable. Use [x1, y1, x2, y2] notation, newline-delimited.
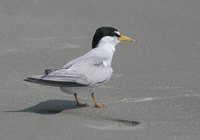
[5, 100, 88, 115]
[4, 100, 141, 127]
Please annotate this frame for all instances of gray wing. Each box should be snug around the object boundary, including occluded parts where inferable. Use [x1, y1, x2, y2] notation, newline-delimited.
[25, 57, 113, 87]
[62, 48, 108, 69]
[47, 56, 113, 86]
[24, 72, 89, 87]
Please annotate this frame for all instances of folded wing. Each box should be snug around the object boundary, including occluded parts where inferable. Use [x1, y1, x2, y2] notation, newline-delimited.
[25, 54, 112, 87]
[24, 71, 89, 87]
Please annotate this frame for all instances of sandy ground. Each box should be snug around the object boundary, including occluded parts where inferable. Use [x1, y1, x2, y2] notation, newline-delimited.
[0, 0, 200, 140]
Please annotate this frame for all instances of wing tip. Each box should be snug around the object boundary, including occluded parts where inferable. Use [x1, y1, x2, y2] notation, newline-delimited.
[24, 75, 89, 87]
[24, 76, 41, 83]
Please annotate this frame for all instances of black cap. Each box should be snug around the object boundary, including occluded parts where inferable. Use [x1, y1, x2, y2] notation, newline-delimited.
[92, 27, 120, 49]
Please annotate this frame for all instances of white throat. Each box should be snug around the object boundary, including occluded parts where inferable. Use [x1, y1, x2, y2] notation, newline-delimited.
[97, 36, 120, 52]
[94, 36, 120, 67]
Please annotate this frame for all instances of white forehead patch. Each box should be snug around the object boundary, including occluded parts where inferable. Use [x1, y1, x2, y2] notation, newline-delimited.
[114, 31, 120, 36]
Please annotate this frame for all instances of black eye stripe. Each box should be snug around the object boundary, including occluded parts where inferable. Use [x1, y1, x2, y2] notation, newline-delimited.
[114, 33, 121, 37]
[110, 32, 120, 37]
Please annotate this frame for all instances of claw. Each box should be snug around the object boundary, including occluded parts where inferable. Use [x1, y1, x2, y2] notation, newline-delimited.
[94, 103, 106, 108]
[74, 93, 88, 107]
[91, 93, 106, 108]
[76, 103, 88, 107]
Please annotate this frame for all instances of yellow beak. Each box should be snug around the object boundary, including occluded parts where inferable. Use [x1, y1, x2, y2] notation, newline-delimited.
[117, 35, 136, 42]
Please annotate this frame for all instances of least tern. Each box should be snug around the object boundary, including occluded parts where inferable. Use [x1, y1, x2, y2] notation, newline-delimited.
[25, 27, 136, 108]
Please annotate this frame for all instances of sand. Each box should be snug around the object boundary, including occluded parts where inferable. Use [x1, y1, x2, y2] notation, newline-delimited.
[0, 0, 200, 140]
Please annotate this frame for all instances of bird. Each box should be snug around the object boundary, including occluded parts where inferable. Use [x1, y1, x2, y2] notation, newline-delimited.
[24, 27, 136, 108]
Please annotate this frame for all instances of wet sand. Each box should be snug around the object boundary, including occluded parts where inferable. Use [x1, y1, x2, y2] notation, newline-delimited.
[0, 0, 200, 140]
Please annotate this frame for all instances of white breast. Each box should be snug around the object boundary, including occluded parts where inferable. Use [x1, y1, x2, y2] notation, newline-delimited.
[60, 86, 93, 94]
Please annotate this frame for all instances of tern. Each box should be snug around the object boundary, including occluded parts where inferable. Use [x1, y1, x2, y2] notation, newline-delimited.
[25, 27, 136, 108]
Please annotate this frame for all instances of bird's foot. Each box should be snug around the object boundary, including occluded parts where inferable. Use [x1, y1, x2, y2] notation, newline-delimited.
[94, 103, 106, 108]
[91, 92, 106, 108]
[76, 102, 88, 107]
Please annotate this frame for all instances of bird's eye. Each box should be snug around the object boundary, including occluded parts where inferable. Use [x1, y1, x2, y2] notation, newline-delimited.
[113, 31, 121, 37]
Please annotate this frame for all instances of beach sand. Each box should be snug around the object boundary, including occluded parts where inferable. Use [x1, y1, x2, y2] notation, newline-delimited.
[0, 0, 200, 139]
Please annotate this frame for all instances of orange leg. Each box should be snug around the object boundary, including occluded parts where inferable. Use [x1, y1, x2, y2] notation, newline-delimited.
[91, 93, 105, 108]
[74, 93, 87, 107]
